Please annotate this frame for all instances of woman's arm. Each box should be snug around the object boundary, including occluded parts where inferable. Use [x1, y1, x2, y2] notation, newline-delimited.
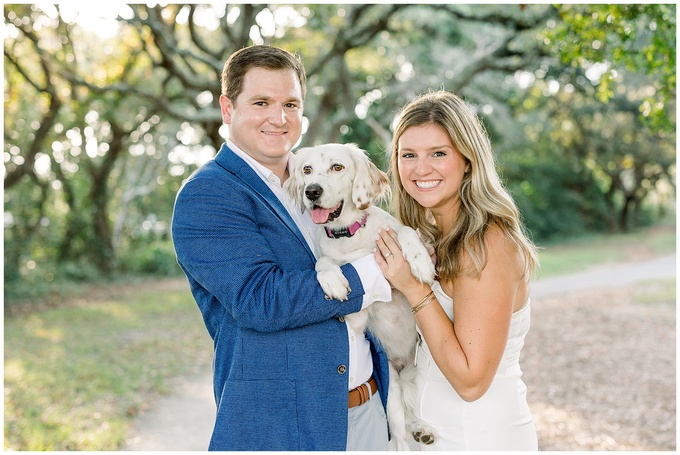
[375, 226, 523, 401]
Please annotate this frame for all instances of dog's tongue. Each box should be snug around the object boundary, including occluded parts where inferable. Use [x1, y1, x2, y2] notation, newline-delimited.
[311, 207, 332, 224]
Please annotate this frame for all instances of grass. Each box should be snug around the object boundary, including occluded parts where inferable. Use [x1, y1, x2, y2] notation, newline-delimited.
[536, 224, 676, 277]
[4, 282, 211, 450]
[631, 277, 676, 305]
[3, 224, 676, 450]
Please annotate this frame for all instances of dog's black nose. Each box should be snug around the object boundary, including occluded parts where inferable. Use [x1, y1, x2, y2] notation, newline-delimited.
[305, 184, 323, 201]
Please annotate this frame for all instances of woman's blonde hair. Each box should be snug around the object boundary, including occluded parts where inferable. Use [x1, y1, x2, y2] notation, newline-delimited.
[390, 91, 538, 281]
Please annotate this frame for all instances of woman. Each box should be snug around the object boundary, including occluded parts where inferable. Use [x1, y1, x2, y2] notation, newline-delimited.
[374, 91, 539, 450]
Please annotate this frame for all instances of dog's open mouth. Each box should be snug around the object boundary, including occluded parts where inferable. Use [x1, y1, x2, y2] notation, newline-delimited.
[311, 201, 343, 224]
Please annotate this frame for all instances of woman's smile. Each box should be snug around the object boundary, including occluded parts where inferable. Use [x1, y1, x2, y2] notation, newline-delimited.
[414, 180, 442, 190]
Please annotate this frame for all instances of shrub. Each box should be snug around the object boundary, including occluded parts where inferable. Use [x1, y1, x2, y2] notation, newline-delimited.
[121, 240, 181, 276]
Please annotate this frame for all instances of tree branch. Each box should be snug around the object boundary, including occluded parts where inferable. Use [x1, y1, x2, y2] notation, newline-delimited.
[306, 4, 406, 77]
[4, 23, 62, 189]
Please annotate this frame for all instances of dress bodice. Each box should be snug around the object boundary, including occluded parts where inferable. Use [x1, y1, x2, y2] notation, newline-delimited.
[421, 281, 531, 379]
[412, 281, 537, 450]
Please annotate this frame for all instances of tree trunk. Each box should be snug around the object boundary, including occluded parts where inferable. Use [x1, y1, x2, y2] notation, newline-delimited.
[619, 196, 633, 232]
[87, 123, 126, 273]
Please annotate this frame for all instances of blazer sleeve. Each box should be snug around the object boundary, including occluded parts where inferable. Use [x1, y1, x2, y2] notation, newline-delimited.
[172, 172, 364, 334]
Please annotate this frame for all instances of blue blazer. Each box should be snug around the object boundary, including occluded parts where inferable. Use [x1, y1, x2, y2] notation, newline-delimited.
[172, 144, 390, 451]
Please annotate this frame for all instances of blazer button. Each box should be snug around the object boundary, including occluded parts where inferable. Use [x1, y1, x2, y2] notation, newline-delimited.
[337, 364, 347, 374]
[338, 316, 345, 322]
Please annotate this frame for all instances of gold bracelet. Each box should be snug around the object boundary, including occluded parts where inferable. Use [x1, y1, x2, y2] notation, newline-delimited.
[411, 290, 435, 315]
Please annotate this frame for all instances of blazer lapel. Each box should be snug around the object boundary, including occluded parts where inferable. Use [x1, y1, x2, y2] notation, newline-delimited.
[214, 144, 316, 261]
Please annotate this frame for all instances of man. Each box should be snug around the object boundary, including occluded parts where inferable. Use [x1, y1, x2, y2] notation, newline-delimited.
[171, 45, 392, 450]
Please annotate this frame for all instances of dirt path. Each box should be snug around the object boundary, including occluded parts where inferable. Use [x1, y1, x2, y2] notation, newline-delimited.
[123, 255, 676, 451]
[524, 259, 676, 450]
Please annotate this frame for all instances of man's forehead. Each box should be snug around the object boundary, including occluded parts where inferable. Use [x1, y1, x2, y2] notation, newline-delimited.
[242, 67, 302, 93]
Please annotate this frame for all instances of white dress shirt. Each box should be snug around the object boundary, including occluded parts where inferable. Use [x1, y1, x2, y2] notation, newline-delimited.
[228, 140, 391, 390]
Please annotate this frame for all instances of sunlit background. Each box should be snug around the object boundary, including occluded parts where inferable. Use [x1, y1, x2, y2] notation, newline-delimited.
[3, 3, 675, 451]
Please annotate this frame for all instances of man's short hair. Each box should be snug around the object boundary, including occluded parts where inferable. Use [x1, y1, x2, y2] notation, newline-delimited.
[221, 45, 307, 104]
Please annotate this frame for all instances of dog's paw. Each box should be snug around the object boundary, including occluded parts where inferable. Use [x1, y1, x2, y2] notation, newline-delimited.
[409, 254, 436, 285]
[397, 228, 436, 284]
[413, 430, 435, 445]
[316, 256, 351, 301]
[410, 420, 437, 446]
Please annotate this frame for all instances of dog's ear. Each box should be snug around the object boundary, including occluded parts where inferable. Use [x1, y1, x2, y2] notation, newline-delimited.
[284, 148, 308, 212]
[348, 144, 390, 210]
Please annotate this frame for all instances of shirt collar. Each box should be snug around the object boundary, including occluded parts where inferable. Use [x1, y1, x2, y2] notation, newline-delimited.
[228, 139, 292, 187]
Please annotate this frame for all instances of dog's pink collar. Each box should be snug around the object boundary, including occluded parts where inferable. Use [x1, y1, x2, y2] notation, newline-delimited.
[324, 212, 368, 238]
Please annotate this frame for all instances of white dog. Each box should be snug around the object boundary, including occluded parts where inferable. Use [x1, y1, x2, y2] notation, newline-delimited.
[284, 143, 437, 450]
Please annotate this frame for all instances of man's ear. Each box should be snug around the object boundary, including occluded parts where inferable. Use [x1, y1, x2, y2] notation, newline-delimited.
[219, 95, 233, 124]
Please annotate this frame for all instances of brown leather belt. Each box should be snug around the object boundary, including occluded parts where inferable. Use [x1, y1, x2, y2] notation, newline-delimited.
[348, 376, 378, 408]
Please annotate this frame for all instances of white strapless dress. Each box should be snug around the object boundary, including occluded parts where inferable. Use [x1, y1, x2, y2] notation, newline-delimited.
[411, 281, 537, 451]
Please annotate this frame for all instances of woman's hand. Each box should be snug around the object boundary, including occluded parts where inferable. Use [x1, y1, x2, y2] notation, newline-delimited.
[374, 227, 425, 296]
